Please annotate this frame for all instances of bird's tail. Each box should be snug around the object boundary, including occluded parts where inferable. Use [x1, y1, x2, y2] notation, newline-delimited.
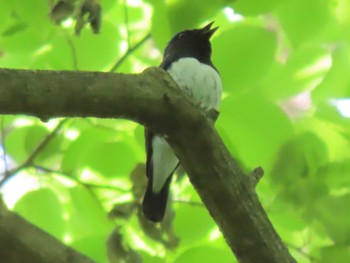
[142, 175, 173, 222]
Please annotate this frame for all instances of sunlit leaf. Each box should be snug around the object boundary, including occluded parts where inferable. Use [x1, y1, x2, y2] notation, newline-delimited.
[320, 245, 350, 263]
[0, 1, 13, 28]
[314, 195, 350, 245]
[174, 204, 215, 245]
[218, 93, 293, 172]
[1, 25, 48, 53]
[84, 141, 138, 178]
[260, 46, 330, 99]
[232, 0, 285, 16]
[66, 186, 114, 241]
[14, 0, 49, 26]
[319, 160, 350, 189]
[175, 246, 233, 263]
[312, 47, 350, 104]
[72, 20, 121, 70]
[61, 126, 116, 173]
[167, 0, 224, 32]
[212, 24, 276, 91]
[275, 0, 332, 46]
[71, 235, 108, 263]
[150, 0, 172, 51]
[2, 1, 350, 261]
[5, 126, 29, 163]
[14, 188, 65, 239]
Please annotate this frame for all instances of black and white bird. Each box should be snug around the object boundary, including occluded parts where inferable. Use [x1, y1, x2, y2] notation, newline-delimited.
[142, 22, 222, 222]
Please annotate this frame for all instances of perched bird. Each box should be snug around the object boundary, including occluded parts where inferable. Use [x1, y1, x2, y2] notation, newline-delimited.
[142, 22, 222, 222]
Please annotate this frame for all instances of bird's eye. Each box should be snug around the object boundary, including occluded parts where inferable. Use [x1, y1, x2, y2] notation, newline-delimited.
[178, 32, 185, 38]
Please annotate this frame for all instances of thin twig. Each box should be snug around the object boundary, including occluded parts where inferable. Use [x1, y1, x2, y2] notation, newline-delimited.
[248, 166, 264, 187]
[0, 116, 8, 176]
[66, 35, 79, 70]
[124, 0, 131, 49]
[35, 165, 130, 192]
[173, 199, 204, 207]
[0, 119, 69, 186]
[109, 33, 151, 72]
[81, 118, 118, 132]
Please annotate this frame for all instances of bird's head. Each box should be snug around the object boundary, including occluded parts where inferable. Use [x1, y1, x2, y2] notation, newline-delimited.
[162, 22, 218, 66]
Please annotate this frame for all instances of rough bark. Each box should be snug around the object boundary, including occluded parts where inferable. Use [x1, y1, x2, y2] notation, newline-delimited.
[0, 200, 94, 263]
[0, 67, 296, 263]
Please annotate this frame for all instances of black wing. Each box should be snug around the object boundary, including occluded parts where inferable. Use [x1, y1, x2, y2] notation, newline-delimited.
[142, 128, 175, 222]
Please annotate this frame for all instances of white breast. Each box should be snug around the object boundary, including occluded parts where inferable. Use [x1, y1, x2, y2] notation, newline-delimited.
[151, 57, 222, 193]
[167, 57, 222, 110]
[152, 136, 178, 193]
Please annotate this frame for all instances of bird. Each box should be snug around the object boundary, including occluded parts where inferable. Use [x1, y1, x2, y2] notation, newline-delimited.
[142, 22, 222, 222]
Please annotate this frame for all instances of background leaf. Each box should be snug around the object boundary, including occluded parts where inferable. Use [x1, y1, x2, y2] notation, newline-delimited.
[1, 1, 350, 262]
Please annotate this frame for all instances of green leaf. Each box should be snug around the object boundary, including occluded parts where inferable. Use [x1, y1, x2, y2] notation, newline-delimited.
[271, 132, 328, 184]
[0, 115, 17, 129]
[212, 24, 276, 91]
[320, 245, 350, 263]
[23, 124, 63, 164]
[174, 204, 215, 245]
[62, 126, 116, 173]
[150, 0, 172, 51]
[45, 36, 76, 70]
[269, 200, 306, 235]
[275, 0, 332, 47]
[331, 0, 350, 44]
[6, 125, 32, 163]
[100, 0, 117, 12]
[280, 178, 328, 209]
[300, 118, 350, 161]
[175, 246, 234, 263]
[314, 102, 350, 132]
[218, 93, 293, 172]
[140, 252, 164, 263]
[2, 21, 28, 37]
[134, 125, 145, 151]
[314, 195, 350, 245]
[71, 235, 108, 263]
[167, 0, 224, 32]
[270, 132, 329, 209]
[1, 25, 47, 53]
[14, 188, 65, 239]
[66, 186, 114, 239]
[319, 160, 350, 189]
[232, 0, 285, 16]
[150, 0, 225, 51]
[24, 125, 49, 154]
[72, 20, 121, 70]
[84, 141, 138, 178]
[0, 1, 13, 29]
[312, 47, 350, 104]
[260, 46, 330, 99]
[14, 0, 49, 26]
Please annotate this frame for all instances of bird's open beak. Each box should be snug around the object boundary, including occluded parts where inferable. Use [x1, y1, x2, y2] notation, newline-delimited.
[201, 21, 219, 38]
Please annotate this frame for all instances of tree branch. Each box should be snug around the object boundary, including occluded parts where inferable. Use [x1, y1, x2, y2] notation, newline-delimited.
[0, 199, 94, 263]
[0, 67, 296, 263]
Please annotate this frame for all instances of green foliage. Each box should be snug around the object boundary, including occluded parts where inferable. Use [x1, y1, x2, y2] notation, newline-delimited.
[14, 188, 65, 239]
[1, 0, 350, 262]
[213, 24, 276, 90]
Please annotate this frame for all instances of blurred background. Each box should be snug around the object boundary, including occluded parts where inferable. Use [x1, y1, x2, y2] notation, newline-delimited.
[1, 0, 350, 262]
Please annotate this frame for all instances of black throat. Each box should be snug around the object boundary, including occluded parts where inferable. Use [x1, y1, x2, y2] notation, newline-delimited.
[160, 29, 215, 70]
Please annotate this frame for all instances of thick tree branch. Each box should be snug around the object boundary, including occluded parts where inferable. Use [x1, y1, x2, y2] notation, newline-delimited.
[0, 67, 296, 263]
[0, 199, 94, 263]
